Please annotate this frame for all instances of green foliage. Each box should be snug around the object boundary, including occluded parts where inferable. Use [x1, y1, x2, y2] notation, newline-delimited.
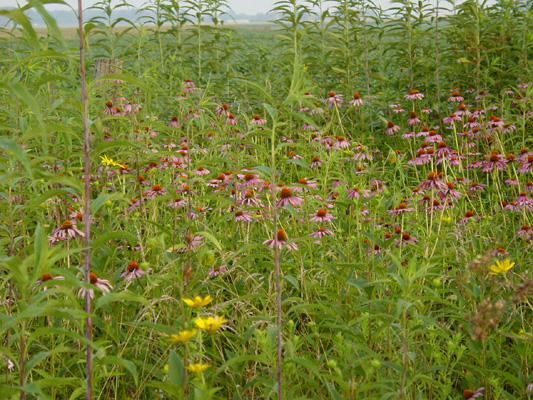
[1, 0, 533, 399]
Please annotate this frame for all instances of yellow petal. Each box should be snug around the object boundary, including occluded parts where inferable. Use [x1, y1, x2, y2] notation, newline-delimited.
[489, 265, 501, 275]
[183, 298, 195, 306]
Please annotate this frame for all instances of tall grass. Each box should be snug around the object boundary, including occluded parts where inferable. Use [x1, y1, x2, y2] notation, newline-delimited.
[0, 0, 532, 399]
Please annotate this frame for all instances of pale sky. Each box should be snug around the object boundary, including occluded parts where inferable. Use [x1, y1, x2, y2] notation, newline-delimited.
[3, 0, 280, 15]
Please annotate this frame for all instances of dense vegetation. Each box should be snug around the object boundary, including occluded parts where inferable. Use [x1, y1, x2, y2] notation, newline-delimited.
[0, 0, 532, 398]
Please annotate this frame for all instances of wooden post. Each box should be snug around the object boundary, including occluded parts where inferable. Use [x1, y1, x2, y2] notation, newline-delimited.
[92, 58, 123, 94]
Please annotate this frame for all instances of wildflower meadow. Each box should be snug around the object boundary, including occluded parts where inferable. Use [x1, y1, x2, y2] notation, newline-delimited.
[0, 0, 532, 398]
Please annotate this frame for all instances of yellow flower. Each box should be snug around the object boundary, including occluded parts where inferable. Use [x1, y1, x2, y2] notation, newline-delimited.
[194, 316, 227, 333]
[489, 259, 515, 275]
[185, 362, 209, 373]
[168, 329, 197, 343]
[99, 154, 125, 168]
[182, 295, 214, 308]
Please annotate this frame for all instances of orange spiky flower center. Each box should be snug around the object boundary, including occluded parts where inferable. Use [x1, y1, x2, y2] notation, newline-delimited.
[61, 220, 73, 230]
[127, 261, 139, 272]
[280, 188, 293, 199]
[277, 229, 287, 241]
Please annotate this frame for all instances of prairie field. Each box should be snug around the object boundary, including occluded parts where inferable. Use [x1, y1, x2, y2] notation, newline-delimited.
[0, 0, 532, 399]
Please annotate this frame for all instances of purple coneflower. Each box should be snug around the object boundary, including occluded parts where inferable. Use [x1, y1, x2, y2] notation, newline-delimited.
[388, 203, 415, 215]
[240, 172, 264, 188]
[443, 113, 461, 124]
[35, 273, 65, 288]
[455, 103, 469, 116]
[78, 272, 112, 299]
[517, 224, 532, 239]
[468, 182, 487, 193]
[501, 123, 516, 134]
[240, 190, 263, 207]
[175, 235, 204, 253]
[386, 121, 400, 136]
[325, 91, 343, 108]
[331, 179, 345, 188]
[263, 229, 298, 251]
[395, 233, 419, 246]
[416, 126, 430, 137]
[120, 261, 151, 280]
[463, 387, 484, 399]
[194, 166, 210, 176]
[216, 103, 231, 116]
[145, 184, 167, 198]
[310, 209, 336, 223]
[208, 264, 228, 278]
[309, 156, 323, 169]
[251, 114, 267, 125]
[310, 227, 334, 242]
[168, 198, 187, 208]
[234, 210, 253, 222]
[434, 141, 453, 158]
[309, 102, 324, 115]
[517, 155, 533, 173]
[437, 182, 462, 201]
[448, 91, 464, 102]
[421, 107, 432, 113]
[333, 136, 350, 149]
[52, 220, 84, 239]
[276, 188, 304, 208]
[290, 178, 318, 193]
[475, 90, 488, 100]
[419, 172, 447, 191]
[481, 152, 507, 172]
[404, 90, 424, 100]
[182, 79, 195, 93]
[493, 247, 510, 257]
[346, 187, 371, 199]
[168, 116, 182, 128]
[513, 192, 533, 208]
[103, 100, 117, 115]
[407, 112, 421, 126]
[226, 113, 237, 125]
[487, 115, 505, 129]
[349, 93, 364, 106]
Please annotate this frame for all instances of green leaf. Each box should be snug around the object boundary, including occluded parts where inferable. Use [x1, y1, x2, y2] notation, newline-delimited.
[196, 230, 222, 251]
[97, 356, 139, 387]
[92, 230, 138, 249]
[0, 82, 45, 140]
[0, 138, 34, 178]
[94, 292, 148, 311]
[168, 350, 184, 388]
[284, 274, 300, 291]
[90, 73, 155, 96]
